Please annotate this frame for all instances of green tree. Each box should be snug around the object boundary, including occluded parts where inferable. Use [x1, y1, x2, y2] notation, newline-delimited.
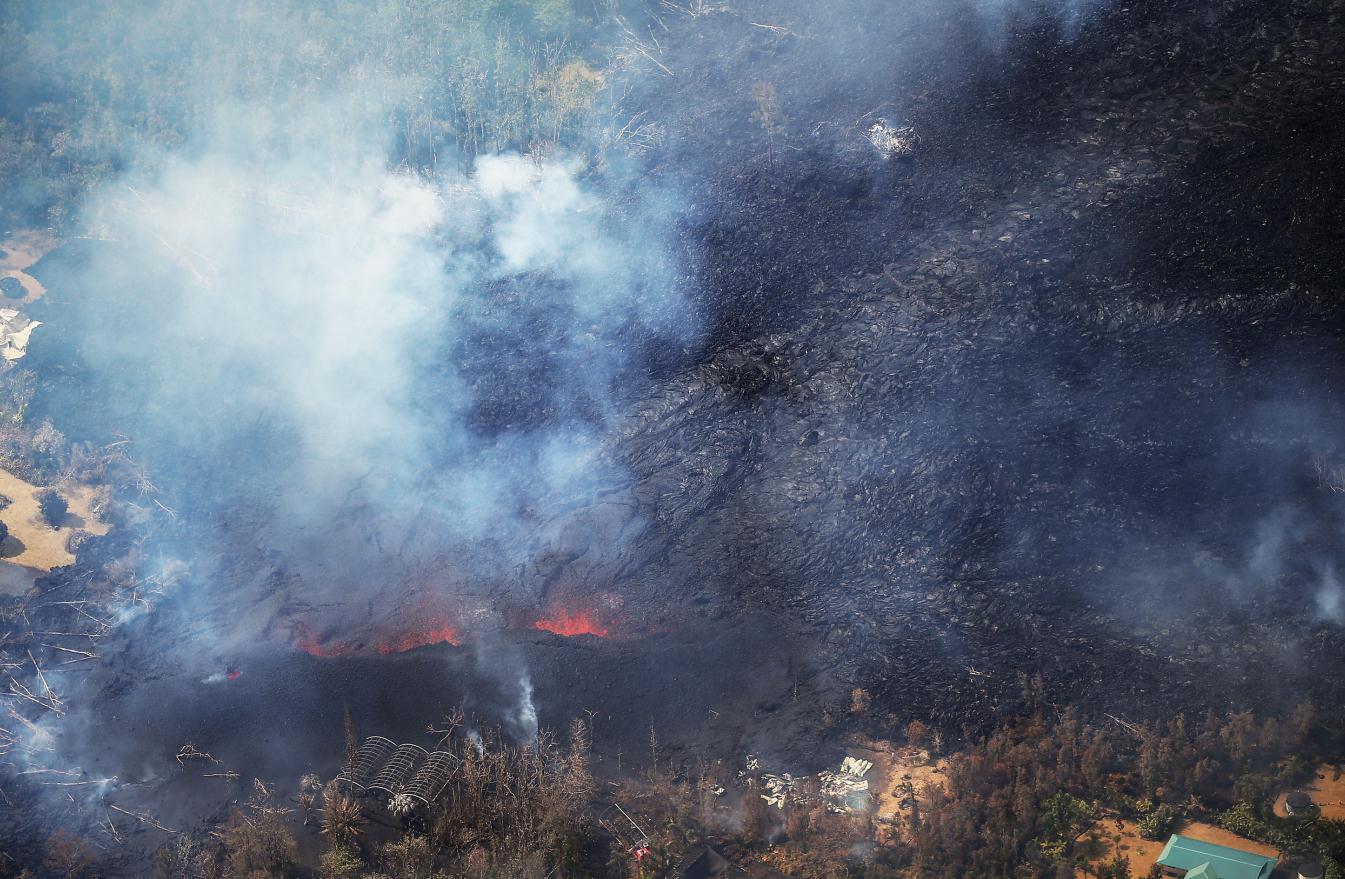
[1137, 804, 1178, 841]
[36, 488, 67, 527]
[1040, 792, 1096, 843]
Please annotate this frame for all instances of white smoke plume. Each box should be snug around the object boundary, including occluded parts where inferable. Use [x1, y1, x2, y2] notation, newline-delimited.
[61, 100, 693, 632]
[512, 673, 541, 743]
[1316, 564, 1344, 624]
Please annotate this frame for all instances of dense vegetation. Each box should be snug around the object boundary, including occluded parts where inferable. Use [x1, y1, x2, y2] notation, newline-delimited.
[7, 693, 1336, 879]
[0, 0, 636, 230]
[913, 695, 1340, 879]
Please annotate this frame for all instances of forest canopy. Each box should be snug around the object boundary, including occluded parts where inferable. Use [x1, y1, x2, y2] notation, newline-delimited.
[0, 0, 637, 230]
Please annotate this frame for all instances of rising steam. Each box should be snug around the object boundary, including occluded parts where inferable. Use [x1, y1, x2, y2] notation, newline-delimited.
[61, 100, 693, 647]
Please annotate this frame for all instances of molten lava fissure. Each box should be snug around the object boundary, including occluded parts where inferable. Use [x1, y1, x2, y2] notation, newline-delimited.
[294, 631, 353, 658]
[533, 609, 610, 638]
[294, 620, 462, 657]
[376, 623, 463, 654]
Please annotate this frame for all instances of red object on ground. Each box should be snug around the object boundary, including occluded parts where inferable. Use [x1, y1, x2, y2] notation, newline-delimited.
[376, 622, 462, 653]
[295, 631, 352, 657]
[533, 609, 609, 638]
[295, 618, 462, 657]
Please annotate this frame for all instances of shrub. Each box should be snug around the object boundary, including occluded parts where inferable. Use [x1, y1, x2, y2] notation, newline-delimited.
[1138, 804, 1178, 841]
[221, 805, 296, 878]
[1214, 802, 1265, 842]
[382, 836, 434, 879]
[37, 488, 67, 527]
[320, 844, 363, 879]
[43, 830, 95, 878]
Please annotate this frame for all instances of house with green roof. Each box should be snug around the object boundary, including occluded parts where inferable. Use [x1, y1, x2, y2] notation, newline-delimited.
[1155, 835, 1277, 879]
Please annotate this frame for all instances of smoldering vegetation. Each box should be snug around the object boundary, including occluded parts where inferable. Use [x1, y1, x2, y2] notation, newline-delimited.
[1, 0, 1345, 874]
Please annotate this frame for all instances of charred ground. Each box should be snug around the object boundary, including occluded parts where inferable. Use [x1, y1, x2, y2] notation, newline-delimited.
[18, 0, 1345, 761]
[3, 0, 1345, 873]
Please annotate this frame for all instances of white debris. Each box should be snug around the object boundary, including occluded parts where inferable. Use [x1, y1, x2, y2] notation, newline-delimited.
[745, 754, 760, 771]
[0, 308, 40, 361]
[817, 755, 875, 812]
[760, 773, 795, 809]
[866, 120, 916, 158]
[711, 785, 725, 797]
[818, 771, 870, 798]
[746, 755, 875, 814]
[841, 757, 873, 777]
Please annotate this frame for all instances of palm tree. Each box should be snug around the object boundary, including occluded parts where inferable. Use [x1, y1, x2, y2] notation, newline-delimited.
[322, 794, 365, 845]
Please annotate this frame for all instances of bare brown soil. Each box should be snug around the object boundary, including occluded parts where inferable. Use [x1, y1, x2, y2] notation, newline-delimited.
[847, 739, 949, 843]
[0, 467, 109, 593]
[0, 230, 56, 303]
[1273, 763, 1345, 820]
[1080, 818, 1281, 878]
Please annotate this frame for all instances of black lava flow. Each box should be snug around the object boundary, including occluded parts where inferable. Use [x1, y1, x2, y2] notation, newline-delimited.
[4, 0, 1345, 868]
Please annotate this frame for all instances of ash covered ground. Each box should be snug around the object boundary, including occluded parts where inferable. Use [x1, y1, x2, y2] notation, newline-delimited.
[3, 0, 1345, 870]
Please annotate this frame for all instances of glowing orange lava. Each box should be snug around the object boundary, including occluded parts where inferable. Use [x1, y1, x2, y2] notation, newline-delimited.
[295, 620, 462, 657]
[533, 609, 609, 638]
[376, 623, 462, 654]
[295, 632, 353, 657]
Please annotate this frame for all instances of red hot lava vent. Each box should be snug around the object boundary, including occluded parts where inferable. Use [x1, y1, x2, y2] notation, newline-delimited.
[295, 631, 353, 657]
[376, 622, 462, 654]
[294, 618, 462, 656]
[532, 608, 610, 638]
